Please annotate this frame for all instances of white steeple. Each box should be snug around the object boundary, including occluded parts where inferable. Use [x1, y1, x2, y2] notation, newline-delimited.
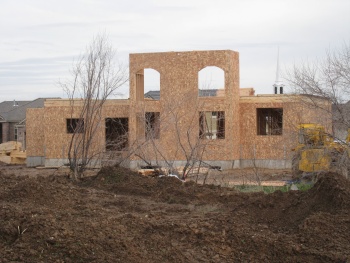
[273, 46, 284, 94]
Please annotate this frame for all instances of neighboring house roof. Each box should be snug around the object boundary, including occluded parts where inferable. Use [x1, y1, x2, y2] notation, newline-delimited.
[144, 90, 161, 100]
[0, 98, 49, 123]
[0, 100, 31, 113]
[144, 89, 219, 100]
[199, 89, 219, 97]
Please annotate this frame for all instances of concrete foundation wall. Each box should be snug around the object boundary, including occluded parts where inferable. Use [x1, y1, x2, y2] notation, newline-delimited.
[239, 159, 292, 169]
[128, 159, 291, 171]
[27, 156, 45, 167]
[37, 157, 291, 171]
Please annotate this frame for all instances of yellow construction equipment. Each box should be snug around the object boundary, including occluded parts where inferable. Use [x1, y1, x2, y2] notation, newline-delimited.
[292, 124, 349, 178]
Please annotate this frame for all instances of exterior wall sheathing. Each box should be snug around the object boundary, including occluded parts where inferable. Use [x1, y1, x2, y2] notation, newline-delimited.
[26, 108, 45, 166]
[239, 95, 332, 168]
[128, 50, 240, 168]
[27, 99, 130, 167]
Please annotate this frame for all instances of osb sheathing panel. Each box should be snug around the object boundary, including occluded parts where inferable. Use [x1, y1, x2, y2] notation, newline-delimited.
[26, 108, 45, 156]
[129, 50, 240, 161]
[136, 100, 161, 113]
[42, 101, 130, 159]
[239, 96, 332, 160]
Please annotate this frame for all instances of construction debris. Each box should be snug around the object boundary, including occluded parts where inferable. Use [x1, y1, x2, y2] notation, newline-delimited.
[0, 141, 26, 164]
[138, 166, 163, 177]
[138, 165, 222, 178]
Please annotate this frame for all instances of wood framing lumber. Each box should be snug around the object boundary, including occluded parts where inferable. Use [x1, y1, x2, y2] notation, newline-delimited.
[0, 142, 26, 164]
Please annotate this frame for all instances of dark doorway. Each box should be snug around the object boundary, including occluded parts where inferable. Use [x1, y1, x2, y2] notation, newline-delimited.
[105, 118, 128, 151]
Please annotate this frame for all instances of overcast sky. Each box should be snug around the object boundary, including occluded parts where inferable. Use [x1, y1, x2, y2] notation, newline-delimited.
[1, 0, 349, 101]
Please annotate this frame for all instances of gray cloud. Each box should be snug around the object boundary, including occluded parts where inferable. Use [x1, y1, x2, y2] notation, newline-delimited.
[0, 0, 349, 100]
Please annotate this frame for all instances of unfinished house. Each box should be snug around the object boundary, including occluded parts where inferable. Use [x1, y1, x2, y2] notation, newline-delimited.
[26, 50, 332, 169]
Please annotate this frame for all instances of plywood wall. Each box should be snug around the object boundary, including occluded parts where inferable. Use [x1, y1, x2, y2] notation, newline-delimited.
[26, 108, 45, 157]
[128, 50, 241, 162]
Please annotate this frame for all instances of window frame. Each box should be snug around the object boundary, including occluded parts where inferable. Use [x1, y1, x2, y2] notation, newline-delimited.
[14, 127, 18, 141]
[256, 108, 283, 136]
[199, 111, 225, 139]
[105, 118, 129, 151]
[66, 118, 84, 134]
[145, 112, 160, 139]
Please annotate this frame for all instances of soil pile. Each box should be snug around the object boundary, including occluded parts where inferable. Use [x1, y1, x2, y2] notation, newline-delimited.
[0, 166, 349, 262]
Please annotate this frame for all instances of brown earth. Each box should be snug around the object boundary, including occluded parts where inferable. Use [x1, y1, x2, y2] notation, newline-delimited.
[0, 164, 349, 263]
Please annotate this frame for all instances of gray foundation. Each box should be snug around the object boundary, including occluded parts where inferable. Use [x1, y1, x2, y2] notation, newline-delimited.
[29, 157, 291, 170]
[128, 159, 291, 171]
[26, 156, 45, 167]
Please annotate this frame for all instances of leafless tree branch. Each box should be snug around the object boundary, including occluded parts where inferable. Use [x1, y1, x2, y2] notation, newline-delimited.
[60, 33, 128, 179]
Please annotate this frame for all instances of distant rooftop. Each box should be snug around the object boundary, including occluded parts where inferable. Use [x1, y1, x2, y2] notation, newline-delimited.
[144, 89, 221, 100]
[0, 100, 31, 113]
[0, 98, 59, 122]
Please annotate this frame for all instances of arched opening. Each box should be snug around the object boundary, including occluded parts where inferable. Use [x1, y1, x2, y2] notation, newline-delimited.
[136, 68, 160, 101]
[198, 66, 225, 97]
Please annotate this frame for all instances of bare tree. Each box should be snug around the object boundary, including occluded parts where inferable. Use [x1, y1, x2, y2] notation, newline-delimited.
[286, 42, 350, 141]
[286, 43, 350, 178]
[60, 34, 128, 179]
[169, 100, 211, 179]
[130, 92, 220, 180]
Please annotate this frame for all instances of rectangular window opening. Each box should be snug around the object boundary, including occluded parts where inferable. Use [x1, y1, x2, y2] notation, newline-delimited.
[199, 111, 225, 139]
[257, 108, 283, 135]
[67, 118, 84, 134]
[145, 112, 160, 139]
[105, 118, 129, 151]
[14, 127, 18, 141]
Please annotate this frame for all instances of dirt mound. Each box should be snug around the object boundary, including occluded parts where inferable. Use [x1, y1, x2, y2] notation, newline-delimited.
[0, 167, 349, 262]
[310, 172, 350, 209]
[82, 166, 237, 205]
[236, 172, 350, 231]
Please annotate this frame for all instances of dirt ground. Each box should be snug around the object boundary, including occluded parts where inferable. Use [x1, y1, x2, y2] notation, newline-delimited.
[0, 164, 349, 262]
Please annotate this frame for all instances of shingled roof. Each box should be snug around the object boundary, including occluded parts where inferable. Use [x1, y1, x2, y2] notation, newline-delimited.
[0, 98, 47, 123]
[144, 89, 220, 100]
[0, 100, 31, 113]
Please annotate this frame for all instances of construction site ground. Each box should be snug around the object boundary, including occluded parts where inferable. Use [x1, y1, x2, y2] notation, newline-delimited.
[0, 163, 349, 262]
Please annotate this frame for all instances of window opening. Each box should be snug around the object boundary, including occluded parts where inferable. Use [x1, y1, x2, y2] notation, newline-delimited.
[145, 112, 160, 139]
[198, 66, 225, 97]
[67, 118, 84, 134]
[14, 127, 18, 141]
[136, 68, 160, 101]
[199, 111, 225, 139]
[105, 118, 129, 151]
[257, 108, 283, 135]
